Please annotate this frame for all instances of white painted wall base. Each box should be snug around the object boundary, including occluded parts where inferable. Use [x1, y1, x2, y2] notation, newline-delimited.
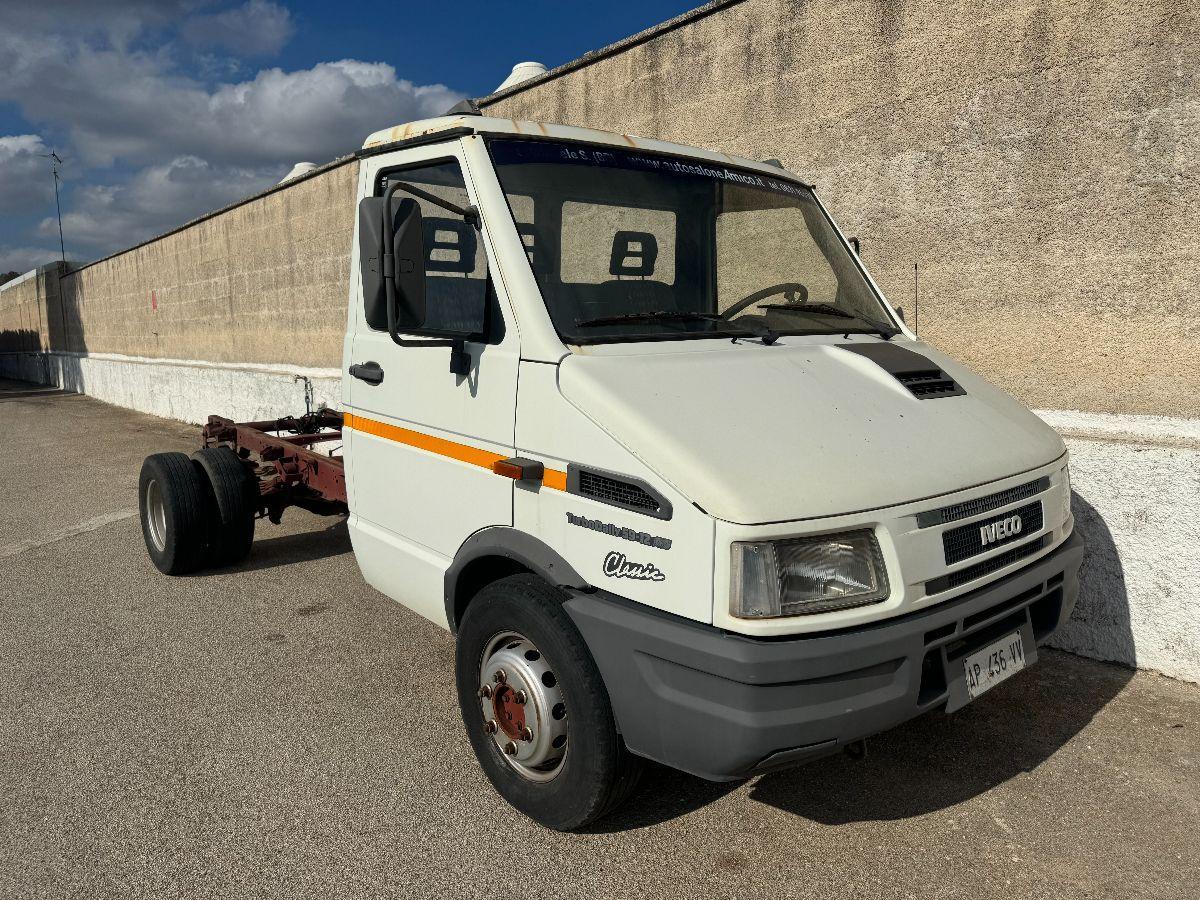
[3, 350, 1196, 684]
[0, 350, 340, 424]
[1037, 414, 1200, 685]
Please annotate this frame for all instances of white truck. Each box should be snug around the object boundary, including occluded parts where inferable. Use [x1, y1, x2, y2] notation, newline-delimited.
[138, 111, 1083, 830]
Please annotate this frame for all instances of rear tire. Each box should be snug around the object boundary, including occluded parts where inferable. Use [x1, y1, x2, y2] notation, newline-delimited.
[455, 574, 644, 831]
[138, 452, 210, 575]
[192, 446, 257, 567]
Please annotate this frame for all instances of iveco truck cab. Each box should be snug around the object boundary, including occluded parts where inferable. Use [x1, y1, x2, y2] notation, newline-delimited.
[141, 112, 1083, 831]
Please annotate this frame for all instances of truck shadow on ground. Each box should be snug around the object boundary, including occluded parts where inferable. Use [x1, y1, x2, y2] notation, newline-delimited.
[594, 495, 1133, 831]
[195, 518, 352, 575]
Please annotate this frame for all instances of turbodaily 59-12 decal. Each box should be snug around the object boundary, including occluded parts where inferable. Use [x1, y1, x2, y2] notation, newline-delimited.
[565, 512, 672, 549]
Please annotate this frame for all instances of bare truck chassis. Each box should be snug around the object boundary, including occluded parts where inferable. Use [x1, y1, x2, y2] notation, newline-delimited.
[201, 408, 348, 520]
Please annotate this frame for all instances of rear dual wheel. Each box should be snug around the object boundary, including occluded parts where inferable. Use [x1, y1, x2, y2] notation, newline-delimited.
[138, 448, 256, 575]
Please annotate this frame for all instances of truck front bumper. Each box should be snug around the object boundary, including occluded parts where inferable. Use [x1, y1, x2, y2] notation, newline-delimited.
[565, 531, 1084, 782]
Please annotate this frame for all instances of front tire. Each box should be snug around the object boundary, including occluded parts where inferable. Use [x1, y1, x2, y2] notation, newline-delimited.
[455, 574, 643, 831]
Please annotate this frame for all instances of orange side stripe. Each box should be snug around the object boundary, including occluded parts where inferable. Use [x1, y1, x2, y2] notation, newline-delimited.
[342, 411, 567, 490]
[542, 468, 568, 491]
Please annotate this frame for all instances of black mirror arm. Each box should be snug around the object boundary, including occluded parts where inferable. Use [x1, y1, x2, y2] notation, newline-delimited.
[389, 180, 481, 229]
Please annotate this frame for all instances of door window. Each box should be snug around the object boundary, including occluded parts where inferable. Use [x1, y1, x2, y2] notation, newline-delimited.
[370, 160, 494, 338]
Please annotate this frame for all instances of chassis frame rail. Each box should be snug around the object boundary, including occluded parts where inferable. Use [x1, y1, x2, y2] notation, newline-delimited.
[202, 409, 347, 521]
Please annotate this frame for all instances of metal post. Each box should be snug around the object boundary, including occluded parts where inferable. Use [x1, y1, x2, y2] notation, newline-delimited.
[41, 151, 66, 265]
[51, 154, 66, 265]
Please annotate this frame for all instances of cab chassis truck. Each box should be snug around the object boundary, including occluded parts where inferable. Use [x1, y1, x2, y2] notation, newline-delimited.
[139, 112, 1084, 831]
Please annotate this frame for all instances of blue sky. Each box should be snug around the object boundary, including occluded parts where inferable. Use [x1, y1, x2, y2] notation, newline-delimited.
[0, 0, 700, 274]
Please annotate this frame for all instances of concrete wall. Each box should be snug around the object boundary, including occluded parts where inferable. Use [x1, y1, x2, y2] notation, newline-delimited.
[0, 264, 64, 353]
[0, 163, 355, 419]
[481, 0, 1200, 419]
[54, 161, 357, 368]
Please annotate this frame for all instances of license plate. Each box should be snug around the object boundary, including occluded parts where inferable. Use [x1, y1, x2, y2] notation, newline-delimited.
[963, 631, 1027, 700]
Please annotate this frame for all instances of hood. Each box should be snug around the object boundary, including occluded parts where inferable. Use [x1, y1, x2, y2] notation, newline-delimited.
[558, 339, 1065, 525]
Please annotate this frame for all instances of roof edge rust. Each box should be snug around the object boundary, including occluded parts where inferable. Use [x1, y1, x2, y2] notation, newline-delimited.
[474, 0, 747, 107]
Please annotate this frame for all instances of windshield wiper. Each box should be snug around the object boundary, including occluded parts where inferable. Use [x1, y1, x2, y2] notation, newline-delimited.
[575, 310, 780, 344]
[758, 301, 850, 318]
[756, 301, 898, 340]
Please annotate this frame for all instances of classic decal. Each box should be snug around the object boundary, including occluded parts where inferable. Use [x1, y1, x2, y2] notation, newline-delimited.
[565, 512, 672, 550]
[602, 551, 666, 582]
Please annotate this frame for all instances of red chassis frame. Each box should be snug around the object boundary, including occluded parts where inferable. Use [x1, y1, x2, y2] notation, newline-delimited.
[201, 409, 348, 522]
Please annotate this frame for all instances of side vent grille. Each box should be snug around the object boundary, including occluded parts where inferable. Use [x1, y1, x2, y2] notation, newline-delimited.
[568, 466, 672, 520]
[578, 471, 658, 511]
[895, 369, 964, 398]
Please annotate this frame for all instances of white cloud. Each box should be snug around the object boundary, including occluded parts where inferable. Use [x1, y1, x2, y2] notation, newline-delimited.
[0, 2, 465, 262]
[0, 244, 62, 275]
[38, 156, 277, 250]
[182, 0, 295, 58]
[0, 135, 56, 212]
[0, 38, 462, 168]
[0, 1, 203, 49]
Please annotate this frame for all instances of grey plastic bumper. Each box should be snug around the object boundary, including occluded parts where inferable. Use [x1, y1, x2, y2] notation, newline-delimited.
[564, 531, 1084, 782]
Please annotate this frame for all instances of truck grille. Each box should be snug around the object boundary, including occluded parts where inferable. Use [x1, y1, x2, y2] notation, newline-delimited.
[925, 535, 1049, 594]
[942, 501, 1043, 565]
[917, 476, 1050, 527]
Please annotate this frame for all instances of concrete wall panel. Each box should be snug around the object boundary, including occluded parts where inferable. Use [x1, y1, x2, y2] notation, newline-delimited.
[482, 0, 1200, 417]
[54, 162, 357, 369]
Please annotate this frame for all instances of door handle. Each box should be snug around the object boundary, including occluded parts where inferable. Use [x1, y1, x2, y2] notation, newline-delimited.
[349, 361, 384, 385]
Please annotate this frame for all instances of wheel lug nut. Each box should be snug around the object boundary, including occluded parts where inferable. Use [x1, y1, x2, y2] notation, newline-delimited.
[483, 720, 497, 734]
[493, 669, 507, 684]
[521, 726, 534, 742]
[479, 684, 492, 699]
[503, 741, 517, 755]
[514, 690, 527, 705]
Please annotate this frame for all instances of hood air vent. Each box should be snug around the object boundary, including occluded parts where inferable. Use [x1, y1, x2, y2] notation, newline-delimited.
[837, 343, 965, 399]
[895, 369, 962, 398]
[567, 465, 673, 520]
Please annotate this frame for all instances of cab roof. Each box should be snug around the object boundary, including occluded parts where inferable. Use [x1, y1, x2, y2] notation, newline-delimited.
[361, 115, 805, 185]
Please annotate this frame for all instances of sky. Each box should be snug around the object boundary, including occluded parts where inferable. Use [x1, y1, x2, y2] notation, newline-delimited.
[0, 0, 701, 274]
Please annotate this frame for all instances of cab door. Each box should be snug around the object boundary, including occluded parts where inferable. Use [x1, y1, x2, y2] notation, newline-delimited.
[344, 139, 520, 626]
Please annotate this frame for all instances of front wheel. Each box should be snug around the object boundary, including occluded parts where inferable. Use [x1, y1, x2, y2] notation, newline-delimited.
[454, 574, 643, 831]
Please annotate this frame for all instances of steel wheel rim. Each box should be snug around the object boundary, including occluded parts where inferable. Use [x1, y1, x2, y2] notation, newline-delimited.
[478, 631, 568, 782]
[145, 479, 167, 552]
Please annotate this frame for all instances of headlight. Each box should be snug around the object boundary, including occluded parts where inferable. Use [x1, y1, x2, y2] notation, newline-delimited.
[729, 529, 890, 618]
[1061, 462, 1072, 525]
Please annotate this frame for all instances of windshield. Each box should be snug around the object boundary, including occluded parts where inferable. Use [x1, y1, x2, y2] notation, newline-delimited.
[487, 138, 897, 344]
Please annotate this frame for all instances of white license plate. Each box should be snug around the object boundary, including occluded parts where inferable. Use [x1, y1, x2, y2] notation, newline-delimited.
[963, 631, 1027, 700]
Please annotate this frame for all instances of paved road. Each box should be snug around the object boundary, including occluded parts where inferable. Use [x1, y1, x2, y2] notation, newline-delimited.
[1, 378, 1197, 900]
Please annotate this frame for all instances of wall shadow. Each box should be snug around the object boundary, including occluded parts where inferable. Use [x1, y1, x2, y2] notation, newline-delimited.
[0, 328, 41, 353]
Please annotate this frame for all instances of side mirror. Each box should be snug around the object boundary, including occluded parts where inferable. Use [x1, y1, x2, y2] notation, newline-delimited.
[894, 306, 906, 323]
[848, 236, 861, 255]
[357, 195, 426, 332]
[390, 198, 426, 331]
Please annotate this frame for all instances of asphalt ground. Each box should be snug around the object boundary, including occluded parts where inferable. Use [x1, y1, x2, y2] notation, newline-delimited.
[1, 377, 1197, 900]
